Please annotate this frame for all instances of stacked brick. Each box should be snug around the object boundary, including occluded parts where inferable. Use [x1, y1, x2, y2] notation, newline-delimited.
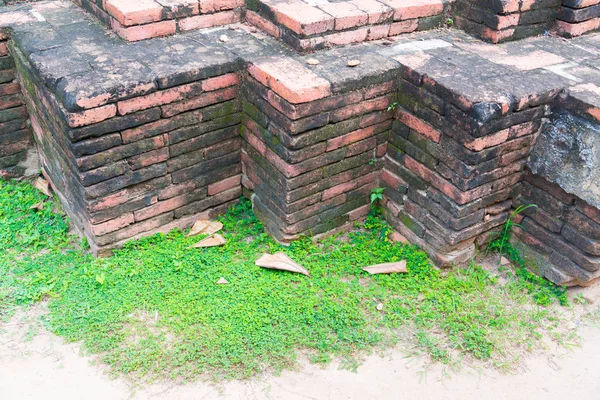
[513, 170, 600, 286]
[380, 62, 552, 266]
[455, 0, 562, 43]
[0, 31, 32, 176]
[239, 56, 393, 241]
[72, 0, 243, 41]
[11, 41, 242, 255]
[556, 0, 600, 36]
[247, 0, 454, 52]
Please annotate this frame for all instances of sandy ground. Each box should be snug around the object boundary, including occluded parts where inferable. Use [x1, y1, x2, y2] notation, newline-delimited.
[1, 302, 599, 400]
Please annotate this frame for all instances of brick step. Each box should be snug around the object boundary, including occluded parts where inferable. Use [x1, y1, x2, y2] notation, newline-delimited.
[454, 0, 562, 44]
[556, 0, 600, 36]
[247, 0, 454, 51]
[74, 0, 244, 41]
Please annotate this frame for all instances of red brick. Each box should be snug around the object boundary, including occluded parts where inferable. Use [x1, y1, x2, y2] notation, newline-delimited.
[105, 0, 164, 26]
[322, 172, 377, 200]
[389, 19, 418, 35]
[248, 56, 331, 104]
[128, 147, 169, 170]
[269, 2, 335, 36]
[87, 190, 130, 212]
[178, 10, 242, 31]
[395, 108, 441, 143]
[364, 81, 396, 99]
[348, 204, 371, 221]
[66, 104, 117, 128]
[201, 73, 240, 92]
[381, 168, 406, 189]
[349, 0, 394, 24]
[207, 174, 241, 195]
[158, 180, 195, 200]
[242, 126, 268, 156]
[378, 0, 444, 21]
[117, 81, 203, 115]
[161, 86, 237, 117]
[246, 10, 281, 38]
[347, 136, 376, 156]
[111, 19, 177, 41]
[317, 3, 368, 31]
[134, 195, 187, 221]
[326, 126, 376, 151]
[367, 24, 391, 40]
[121, 110, 202, 144]
[332, 95, 391, 122]
[159, 0, 200, 16]
[576, 200, 600, 225]
[324, 28, 369, 46]
[464, 129, 509, 152]
[0, 82, 19, 97]
[556, 18, 600, 37]
[91, 213, 135, 236]
[199, 0, 244, 13]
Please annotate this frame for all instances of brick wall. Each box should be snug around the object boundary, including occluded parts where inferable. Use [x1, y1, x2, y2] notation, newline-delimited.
[455, 0, 562, 43]
[0, 31, 32, 176]
[240, 56, 392, 241]
[513, 170, 600, 286]
[12, 41, 242, 255]
[556, 0, 600, 37]
[380, 58, 554, 266]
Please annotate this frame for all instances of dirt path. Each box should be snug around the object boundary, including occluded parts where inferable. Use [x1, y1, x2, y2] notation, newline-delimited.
[1, 305, 599, 400]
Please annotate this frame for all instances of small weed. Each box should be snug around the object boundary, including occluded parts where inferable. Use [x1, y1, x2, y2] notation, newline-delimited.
[387, 102, 399, 112]
[369, 187, 385, 215]
[573, 293, 587, 305]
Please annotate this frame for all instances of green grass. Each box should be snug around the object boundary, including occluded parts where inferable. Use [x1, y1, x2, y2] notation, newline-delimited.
[0, 179, 575, 381]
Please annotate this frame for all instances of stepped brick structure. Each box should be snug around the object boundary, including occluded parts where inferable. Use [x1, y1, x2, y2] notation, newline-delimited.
[0, 0, 599, 285]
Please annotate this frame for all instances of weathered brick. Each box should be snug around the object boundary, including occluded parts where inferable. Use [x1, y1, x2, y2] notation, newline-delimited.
[207, 174, 241, 195]
[118, 81, 204, 115]
[248, 57, 331, 104]
[111, 19, 177, 41]
[91, 213, 135, 237]
[179, 10, 242, 31]
[562, 224, 600, 256]
[77, 136, 165, 171]
[128, 147, 170, 170]
[161, 87, 238, 117]
[69, 108, 161, 142]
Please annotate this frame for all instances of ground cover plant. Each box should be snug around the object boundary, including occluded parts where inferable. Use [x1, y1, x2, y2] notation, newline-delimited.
[0, 179, 577, 381]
